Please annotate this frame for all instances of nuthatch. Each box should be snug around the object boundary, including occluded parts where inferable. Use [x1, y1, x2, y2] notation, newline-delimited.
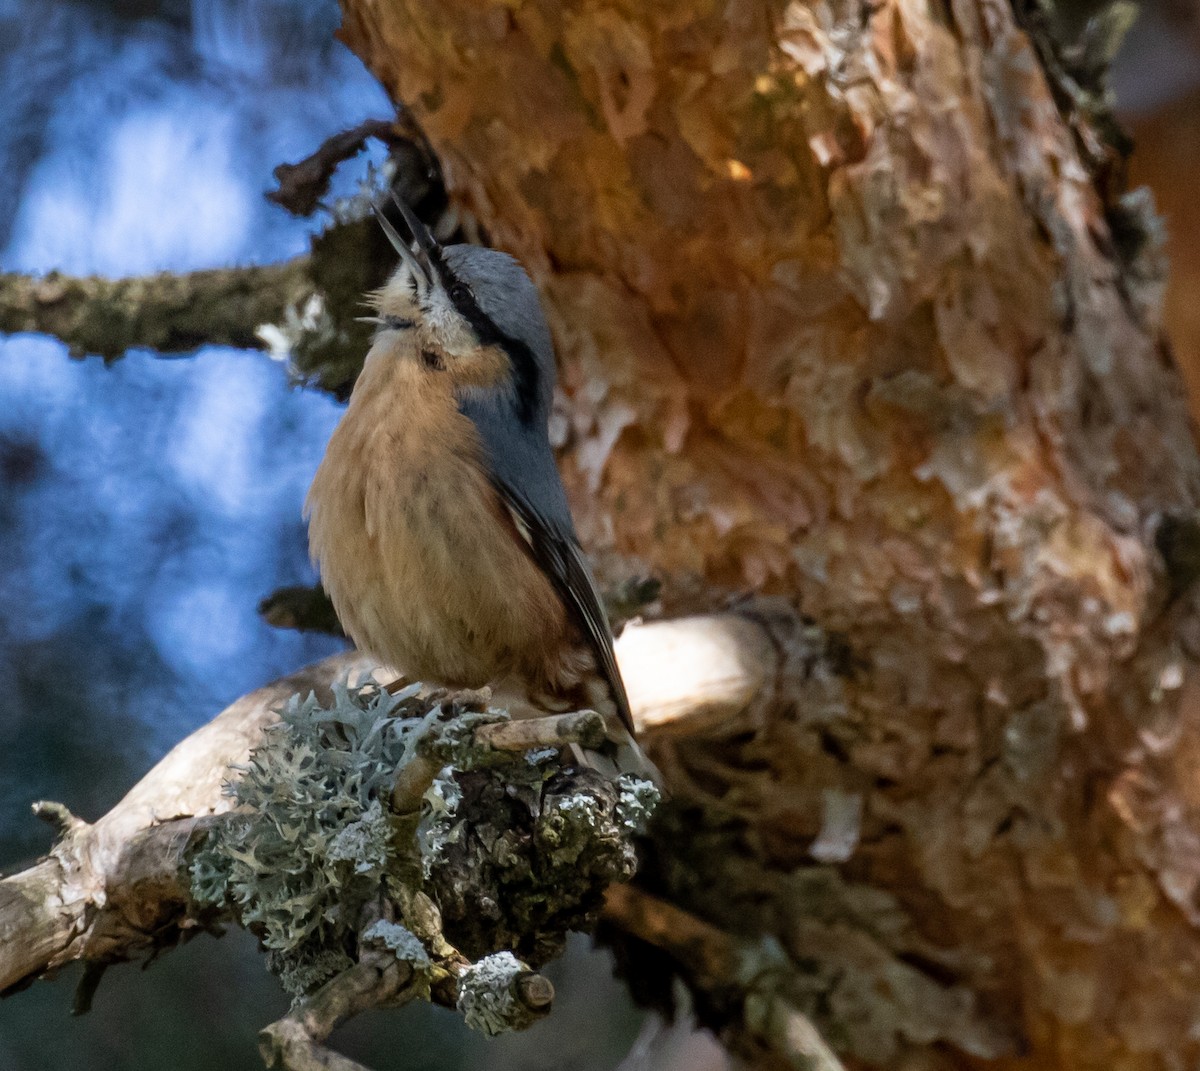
[305, 194, 638, 749]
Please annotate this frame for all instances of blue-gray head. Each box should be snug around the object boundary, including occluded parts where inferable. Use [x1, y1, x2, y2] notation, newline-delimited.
[369, 195, 555, 426]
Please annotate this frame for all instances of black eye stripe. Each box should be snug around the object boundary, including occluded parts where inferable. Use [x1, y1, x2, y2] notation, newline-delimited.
[442, 266, 540, 426]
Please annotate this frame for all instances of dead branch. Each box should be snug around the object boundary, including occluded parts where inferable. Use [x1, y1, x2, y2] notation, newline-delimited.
[267, 114, 442, 219]
[0, 612, 802, 1069]
[259, 960, 415, 1071]
[268, 119, 402, 217]
[0, 612, 807, 993]
[602, 885, 843, 1071]
[0, 653, 376, 995]
[0, 120, 460, 398]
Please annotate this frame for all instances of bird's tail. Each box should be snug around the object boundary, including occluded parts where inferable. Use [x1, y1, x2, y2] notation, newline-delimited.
[569, 729, 662, 789]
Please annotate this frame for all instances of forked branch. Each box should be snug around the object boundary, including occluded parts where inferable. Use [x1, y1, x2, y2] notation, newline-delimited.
[0, 610, 812, 1071]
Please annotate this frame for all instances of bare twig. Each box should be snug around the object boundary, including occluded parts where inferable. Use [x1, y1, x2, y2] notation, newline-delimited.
[389, 754, 443, 814]
[260, 960, 416, 1069]
[260, 1022, 374, 1071]
[268, 119, 406, 217]
[602, 886, 847, 1071]
[602, 884, 740, 984]
[473, 709, 608, 752]
[258, 584, 345, 636]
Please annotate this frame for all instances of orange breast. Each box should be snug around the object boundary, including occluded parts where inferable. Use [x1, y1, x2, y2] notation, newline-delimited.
[306, 342, 570, 690]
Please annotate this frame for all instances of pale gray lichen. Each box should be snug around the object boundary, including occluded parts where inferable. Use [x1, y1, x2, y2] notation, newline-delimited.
[188, 682, 459, 996]
[327, 799, 392, 874]
[268, 946, 355, 997]
[187, 680, 658, 1004]
[615, 774, 660, 832]
[421, 707, 511, 769]
[456, 952, 536, 1036]
[362, 919, 431, 969]
[361, 918, 433, 1001]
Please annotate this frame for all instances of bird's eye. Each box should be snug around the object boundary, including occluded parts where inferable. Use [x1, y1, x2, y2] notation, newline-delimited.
[448, 280, 472, 306]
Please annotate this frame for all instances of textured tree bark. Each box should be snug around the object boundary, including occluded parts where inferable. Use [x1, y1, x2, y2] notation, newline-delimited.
[334, 0, 1200, 1067]
[1129, 84, 1200, 405]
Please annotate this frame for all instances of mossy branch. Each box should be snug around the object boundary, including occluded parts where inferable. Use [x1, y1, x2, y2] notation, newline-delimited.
[0, 611, 851, 1071]
[187, 680, 656, 1011]
[0, 261, 312, 361]
[0, 117, 458, 399]
[2, 663, 665, 1071]
[0, 216, 386, 399]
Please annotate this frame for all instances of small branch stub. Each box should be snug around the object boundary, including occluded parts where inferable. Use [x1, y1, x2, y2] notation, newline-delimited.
[456, 952, 554, 1036]
[31, 800, 87, 838]
[473, 709, 608, 752]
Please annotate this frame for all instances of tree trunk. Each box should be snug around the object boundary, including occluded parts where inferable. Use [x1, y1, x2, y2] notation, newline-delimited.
[336, 0, 1200, 1067]
[1130, 83, 1200, 408]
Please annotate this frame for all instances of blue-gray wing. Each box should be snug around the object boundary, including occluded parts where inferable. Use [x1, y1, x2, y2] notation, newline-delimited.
[461, 393, 634, 736]
[492, 478, 635, 738]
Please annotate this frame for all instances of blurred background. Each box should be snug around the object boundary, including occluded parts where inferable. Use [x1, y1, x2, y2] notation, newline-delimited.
[0, 0, 1196, 1067]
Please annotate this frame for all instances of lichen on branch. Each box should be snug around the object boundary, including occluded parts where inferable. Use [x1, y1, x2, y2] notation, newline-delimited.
[0, 262, 313, 361]
[187, 679, 658, 1021]
[0, 119, 446, 398]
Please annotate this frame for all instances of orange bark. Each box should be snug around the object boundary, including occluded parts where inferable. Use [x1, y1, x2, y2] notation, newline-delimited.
[1130, 86, 1200, 405]
[337, 1, 1200, 1066]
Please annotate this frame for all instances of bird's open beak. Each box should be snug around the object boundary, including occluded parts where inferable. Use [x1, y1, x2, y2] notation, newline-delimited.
[388, 192, 444, 281]
[370, 193, 437, 297]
